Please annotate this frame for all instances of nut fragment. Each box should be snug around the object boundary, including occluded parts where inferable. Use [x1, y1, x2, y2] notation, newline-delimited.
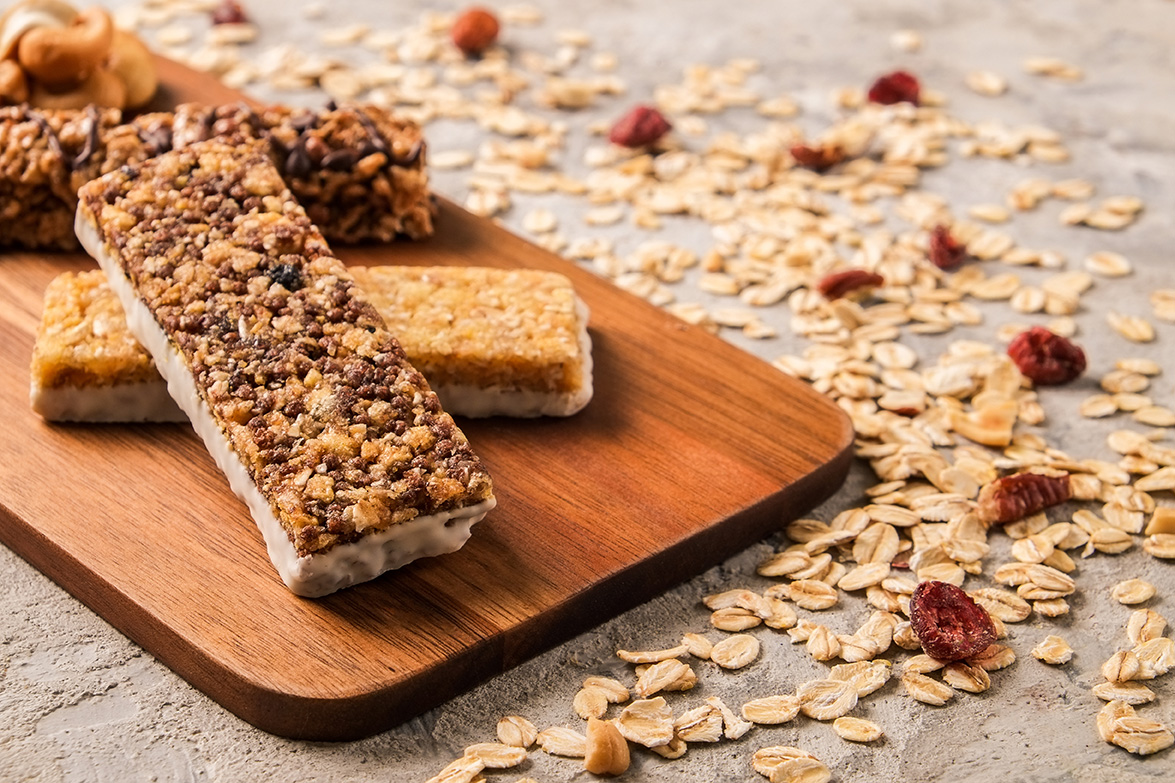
[451, 6, 500, 56]
[584, 718, 631, 776]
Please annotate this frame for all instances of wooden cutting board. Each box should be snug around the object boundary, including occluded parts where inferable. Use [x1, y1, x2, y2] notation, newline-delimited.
[0, 59, 853, 740]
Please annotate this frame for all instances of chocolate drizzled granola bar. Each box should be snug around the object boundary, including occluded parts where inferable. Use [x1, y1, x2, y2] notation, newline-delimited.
[171, 102, 434, 243]
[75, 140, 494, 596]
[0, 106, 171, 249]
[2, 102, 433, 249]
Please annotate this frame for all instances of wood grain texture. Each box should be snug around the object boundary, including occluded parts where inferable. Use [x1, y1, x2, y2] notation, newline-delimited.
[0, 58, 853, 740]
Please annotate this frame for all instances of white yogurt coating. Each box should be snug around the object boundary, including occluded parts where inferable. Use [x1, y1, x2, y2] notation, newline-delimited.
[76, 206, 496, 597]
[31, 379, 187, 423]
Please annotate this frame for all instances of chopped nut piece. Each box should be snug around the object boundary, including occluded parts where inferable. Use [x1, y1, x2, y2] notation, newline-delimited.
[584, 718, 630, 776]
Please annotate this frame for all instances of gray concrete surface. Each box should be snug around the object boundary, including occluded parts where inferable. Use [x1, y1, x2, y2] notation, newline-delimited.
[3, 0, 1175, 780]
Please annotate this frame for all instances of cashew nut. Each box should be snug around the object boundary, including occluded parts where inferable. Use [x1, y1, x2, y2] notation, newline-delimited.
[17, 5, 112, 88]
[0, 0, 77, 61]
[106, 29, 157, 108]
[29, 64, 125, 110]
[0, 60, 30, 104]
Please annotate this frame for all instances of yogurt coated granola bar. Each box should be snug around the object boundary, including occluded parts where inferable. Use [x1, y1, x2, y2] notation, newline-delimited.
[31, 266, 592, 420]
[74, 140, 494, 596]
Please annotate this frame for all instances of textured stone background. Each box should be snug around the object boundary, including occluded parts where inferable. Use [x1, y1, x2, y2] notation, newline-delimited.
[2, 1, 1174, 781]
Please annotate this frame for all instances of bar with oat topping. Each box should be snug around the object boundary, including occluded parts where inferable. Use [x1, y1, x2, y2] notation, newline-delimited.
[74, 140, 494, 597]
[31, 265, 592, 420]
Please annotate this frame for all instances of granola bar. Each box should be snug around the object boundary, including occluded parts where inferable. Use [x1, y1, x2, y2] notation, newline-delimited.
[31, 266, 592, 420]
[171, 102, 434, 242]
[0, 105, 171, 249]
[350, 265, 592, 417]
[74, 140, 494, 597]
[2, 101, 433, 249]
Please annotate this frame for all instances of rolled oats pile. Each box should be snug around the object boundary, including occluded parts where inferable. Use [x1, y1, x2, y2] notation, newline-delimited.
[109, 1, 1173, 778]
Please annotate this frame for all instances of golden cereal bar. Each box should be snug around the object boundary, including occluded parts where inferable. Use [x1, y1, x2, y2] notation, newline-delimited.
[172, 102, 434, 242]
[31, 266, 592, 420]
[75, 140, 494, 597]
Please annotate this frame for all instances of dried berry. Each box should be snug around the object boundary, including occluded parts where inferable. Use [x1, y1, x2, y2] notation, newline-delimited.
[977, 471, 1071, 525]
[609, 105, 672, 148]
[868, 70, 921, 105]
[451, 6, 500, 56]
[1007, 326, 1087, 385]
[816, 269, 885, 300]
[211, 0, 249, 25]
[268, 264, 303, 291]
[909, 580, 996, 662]
[790, 142, 845, 171]
[928, 225, 966, 269]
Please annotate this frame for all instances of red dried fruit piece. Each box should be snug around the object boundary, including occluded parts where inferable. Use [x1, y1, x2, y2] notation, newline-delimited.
[977, 471, 1072, 525]
[816, 269, 885, 300]
[1007, 326, 1087, 385]
[909, 580, 997, 662]
[451, 6, 500, 56]
[928, 225, 967, 270]
[211, 0, 249, 25]
[790, 142, 845, 171]
[868, 70, 921, 105]
[609, 105, 672, 148]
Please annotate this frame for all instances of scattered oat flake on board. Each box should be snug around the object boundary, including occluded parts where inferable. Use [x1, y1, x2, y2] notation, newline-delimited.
[425, 755, 485, 783]
[616, 697, 675, 748]
[462, 743, 527, 769]
[1024, 56, 1084, 80]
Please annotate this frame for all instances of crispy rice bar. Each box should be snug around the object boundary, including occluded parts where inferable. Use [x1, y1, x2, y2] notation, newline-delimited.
[2, 102, 432, 249]
[31, 266, 592, 420]
[74, 140, 494, 597]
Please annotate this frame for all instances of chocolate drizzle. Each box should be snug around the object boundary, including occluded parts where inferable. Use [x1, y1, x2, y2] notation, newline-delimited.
[71, 105, 103, 170]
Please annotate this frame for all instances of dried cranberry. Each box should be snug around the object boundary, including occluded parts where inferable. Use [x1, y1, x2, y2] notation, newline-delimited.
[868, 70, 921, 105]
[211, 0, 249, 24]
[928, 225, 966, 269]
[790, 142, 845, 171]
[977, 471, 1072, 525]
[608, 105, 672, 148]
[817, 269, 885, 300]
[909, 580, 996, 661]
[1007, 326, 1087, 385]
